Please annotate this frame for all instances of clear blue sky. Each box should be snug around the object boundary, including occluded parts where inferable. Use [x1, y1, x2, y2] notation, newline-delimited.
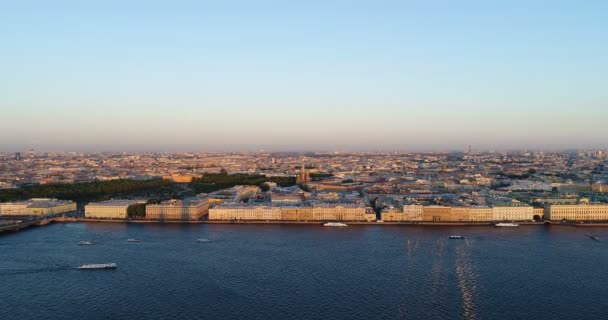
[1, 0, 607, 152]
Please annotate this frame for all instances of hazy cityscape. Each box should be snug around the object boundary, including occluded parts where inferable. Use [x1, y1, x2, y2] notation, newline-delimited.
[2, 149, 608, 225]
[2, 148, 608, 320]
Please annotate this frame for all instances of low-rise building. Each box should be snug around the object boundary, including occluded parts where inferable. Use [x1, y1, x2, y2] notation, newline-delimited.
[209, 203, 367, 221]
[146, 198, 209, 220]
[492, 204, 534, 221]
[311, 203, 366, 221]
[469, 207, 493, 221]
[364, 208, 377, 222]
[422, 206, 454, 222]
[209, 205, 281, 220]
[280, 206, 313, 221]
[0, 198, 76, 217]
[545, 204, 608, 221]
[381, 206, 406, 221]
[162, 174, 201, 183]
[85, 200, 145, 219]
[404, 204, 423, 221]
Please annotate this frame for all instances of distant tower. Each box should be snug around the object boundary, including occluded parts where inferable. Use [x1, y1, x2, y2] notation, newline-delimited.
[15, 152, 21, 161]
[296, 161, 311, 184]
[468, 145, 472, 155]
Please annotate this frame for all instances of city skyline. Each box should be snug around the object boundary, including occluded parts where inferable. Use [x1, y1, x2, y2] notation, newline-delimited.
[2, 0, 607, 151]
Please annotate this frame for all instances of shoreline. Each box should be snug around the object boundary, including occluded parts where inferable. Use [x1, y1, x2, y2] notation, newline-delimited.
[50, 217, 608, 227]
[3, 217, 608, 234]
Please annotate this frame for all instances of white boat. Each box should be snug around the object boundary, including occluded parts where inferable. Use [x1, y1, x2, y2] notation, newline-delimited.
[449, 235, 465, 239]
[196, 238, 211, 243]
[78, 263, 117, 270]
[323, 222, 348, 227]
[78, 241, 94, 245]
[495, 222, 519, 227]
[127, 239, 141, 242]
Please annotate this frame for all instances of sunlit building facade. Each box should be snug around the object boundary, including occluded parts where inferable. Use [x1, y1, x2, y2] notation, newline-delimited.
[85, 200, 144, 219]
[146, 198, 209, 220]
[0, 198, 76, 217]
[545, 204, 608, 221]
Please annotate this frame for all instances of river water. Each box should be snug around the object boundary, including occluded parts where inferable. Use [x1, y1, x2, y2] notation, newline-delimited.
[1, 223, 607, 320]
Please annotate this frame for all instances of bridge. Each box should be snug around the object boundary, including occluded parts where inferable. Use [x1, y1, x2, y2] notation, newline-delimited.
[0, 216, 56, 233]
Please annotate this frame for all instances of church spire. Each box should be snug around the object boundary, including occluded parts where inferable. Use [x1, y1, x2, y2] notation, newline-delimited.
[297, 160, 310, 184]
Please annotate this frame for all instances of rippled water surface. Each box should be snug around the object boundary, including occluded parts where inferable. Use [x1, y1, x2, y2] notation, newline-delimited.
[1, 223, 607, 320]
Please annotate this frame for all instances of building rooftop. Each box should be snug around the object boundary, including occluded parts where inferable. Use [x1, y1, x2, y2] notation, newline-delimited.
[86, 199, 143, 207]
[0, 198, 75, 208]
[148, 198, 208, 207]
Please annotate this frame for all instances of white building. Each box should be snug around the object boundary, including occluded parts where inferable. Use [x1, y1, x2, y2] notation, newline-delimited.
[85, 199, 145, 219]
[0, 198, 76, 217]
[492, 205, 534, 221]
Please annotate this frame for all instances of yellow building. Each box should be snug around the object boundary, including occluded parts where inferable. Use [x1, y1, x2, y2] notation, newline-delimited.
[492, 205, 534, 221]
[381, 205, 532, 223]
[146, 198, 209, 220]
[209, 206, 281, 220]
[469, 207, 493, 222]
[364, 208, 377, 222]
[381, 212, 405, 221]
[162, 174, 201, 183]
[545, 204, 608, 221]
[381, 208, 406, 221]
[422, 206, 454, 222]
[310, 204, 366, 221]
[85, 200, 144, 219]
[450, 207, 471, 222]
[591, 183, 608, 193]
[404, 204, 423, 221]
[312, 205, 336, 220]
[209, 203, 366, 221]
[280, 207, 313, 221]
[279, 207, 298, 220]
[0, 198, 76, 217]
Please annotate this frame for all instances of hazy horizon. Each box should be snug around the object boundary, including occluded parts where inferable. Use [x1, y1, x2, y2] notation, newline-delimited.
[2, 1, 607, 151]
[2, 143, 607, 154]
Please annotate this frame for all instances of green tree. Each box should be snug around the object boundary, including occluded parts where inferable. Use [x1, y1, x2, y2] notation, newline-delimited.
[190, 173, 295, 194]
[0, 179, 177, 203]
[127, 203, 146, 219]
